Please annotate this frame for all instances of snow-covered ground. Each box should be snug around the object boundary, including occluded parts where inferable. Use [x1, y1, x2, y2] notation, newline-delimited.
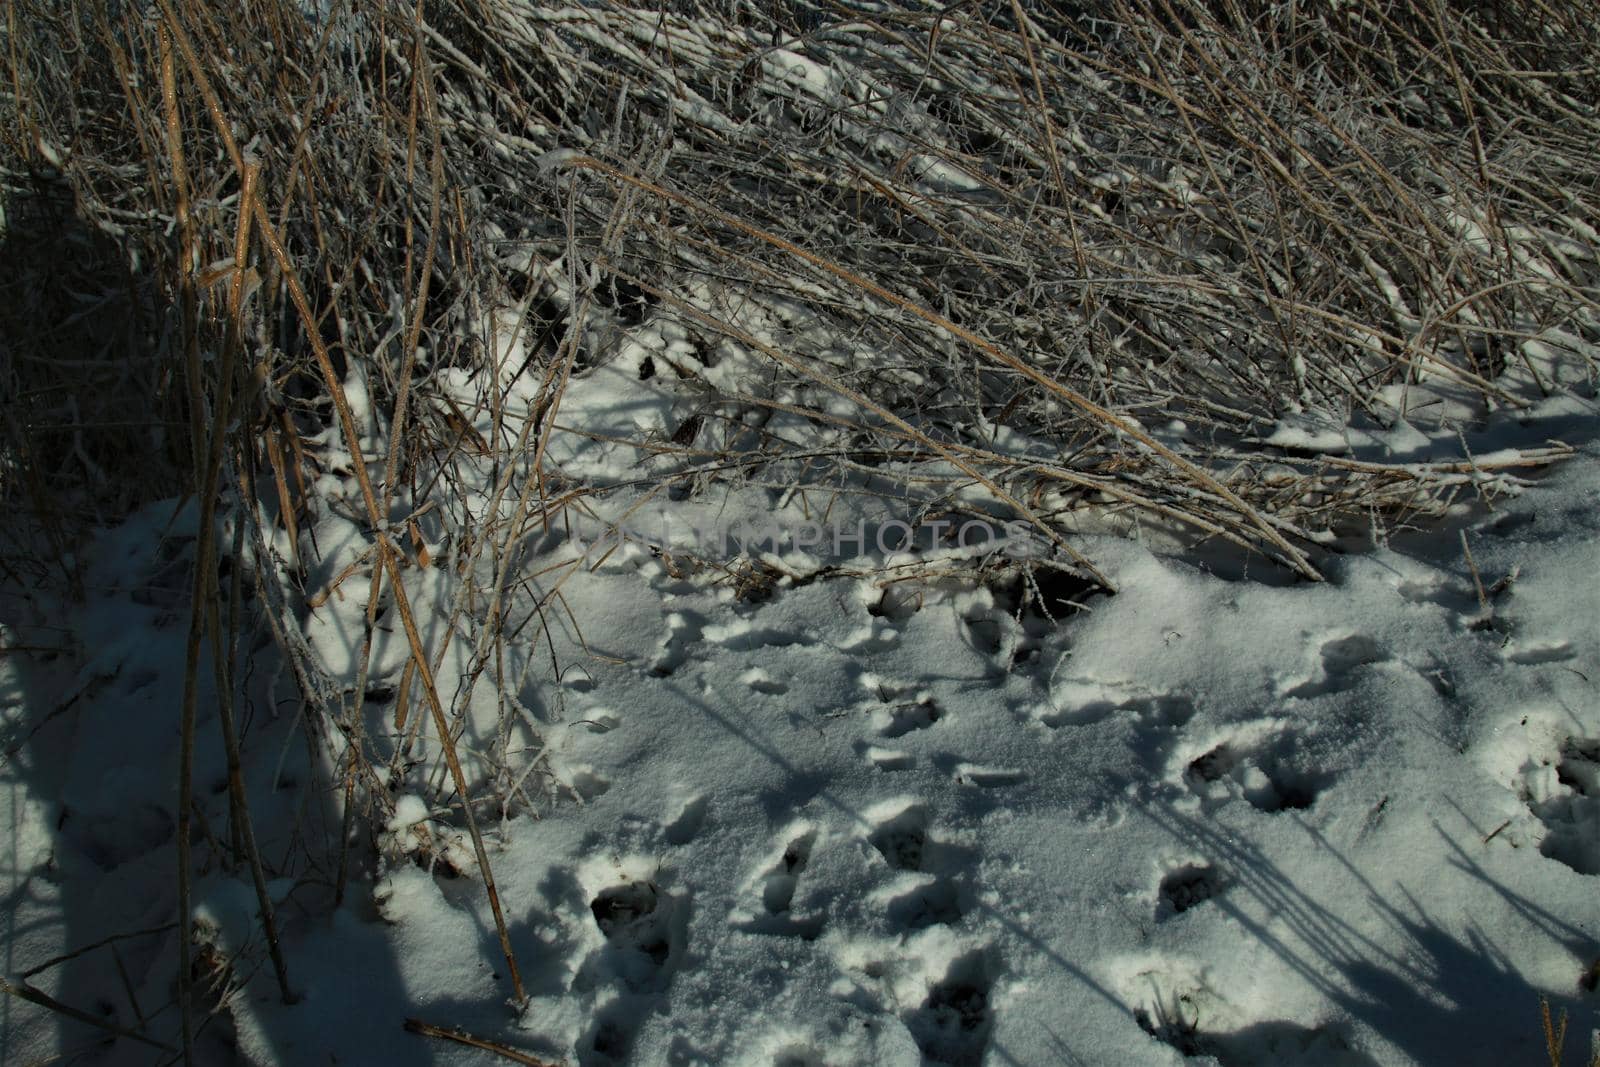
[4, 379, 1598, 1066]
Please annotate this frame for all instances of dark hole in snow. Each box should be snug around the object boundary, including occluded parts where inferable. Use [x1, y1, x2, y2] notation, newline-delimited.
[992, 564, 1108, 625]
[1187, 744, 1239, 783]
[1270, 780, 1319, 811]
[1321, 633, 1386, 673]
[590, 274, 655, 326]
[590, 1017, 631, 1061]
[881, 699, 940, 739]
[591, 881, 659, 938]
[869, 584, 921, 622]
[1188, 736, 1331, 813]
[1158, 864, 1223, 919]
[637, 354, 656, 381]
[870, 807, 929, 872]
[965, 617, 1002, 655]
[908, 952, 995, 1066]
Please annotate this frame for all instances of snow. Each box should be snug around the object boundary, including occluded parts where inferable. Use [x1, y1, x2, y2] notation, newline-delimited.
[4, 398, 1599, 1065]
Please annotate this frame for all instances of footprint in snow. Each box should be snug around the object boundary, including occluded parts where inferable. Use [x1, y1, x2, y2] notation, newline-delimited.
[905, 951, 997, 1067]
[870, 803, 934, 873]
[1284, 633, 1389, 700]
[1039, 688, 1192, 730]
[651, 609, 704, 676]
[735, 824, 824, 940]
[663, 794, 708, 846]
[875, 698, 942, 739]
[839, 621, 902, 653]
[858, 743, 914, 772]
[887, 879, 965, 931]
[1503, 640, 1574, 666]
[586, 879, 685, 993]
[867, 802, 975, 931]
[1396, 576, 1481, 618]
[1156, 863, 1226, 922]
[574, 708, 620, 733]
[1517, 734, 1600, 875]
[561, 766, 611, 803]
[1133, 983, 1378, 1065]
[936, 756, 1025, 789]
[770, 1045, 827, 1067]
[742, 667, 790, 695]
[702, 618, 813, 652]
[1181, 727, 1332, 814]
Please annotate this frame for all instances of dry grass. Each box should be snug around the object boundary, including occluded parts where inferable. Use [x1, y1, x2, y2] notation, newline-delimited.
[1542, 996, 1600, 1067]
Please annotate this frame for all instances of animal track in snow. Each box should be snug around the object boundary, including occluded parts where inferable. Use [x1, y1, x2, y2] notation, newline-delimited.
[563, 767, 612, 802]
[582, 1007, 636, 1066]
[862, 674, 941, 737]
[770, 1045, 827, 1067]
[1284, 633, 1389, 700]
[1503, 640, 1575, 666]
[1481, 508, 1543, 542]
[765, 830, 816, 912]
[905, 951, 996, 1067]
[887, 880, 965, 931]
[575, 708, 621, 733]
[663, 795, 708, 845]
[867, 803, 973, 931]
[867, 582, 922, 623]
[962, 615, 1006, 657]
[1115, 958, 1368, 1065]
[587, 879, 686, 994]
[58, 802, 174, 871]
[1118, 952, 1378, 1066]
[860, 743, 914, 772]
[944, 761, 1026, 789]
[1156, 864, 1225, 921]
[1134, 990, 1376, 1066]
[736, 826, 824, 940]
[858, 672, 921, 702]
[1519, 735, 1600, 875]
[1039, 685, 1193, 730]
[1396, 577, 1480, 617]
[875, 698, 942, 739]
[130, 535, 195, 608]
[866, 803, 976, 875]
[839, 621, 902, 653]
[741, 667, 790, 695]
[651, 609, 704, 676]
[1181, 726, 1331, 813]
[561, 668, 597, 693]
[702, 618, 813, 652]
[869, 803, 934, 872]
